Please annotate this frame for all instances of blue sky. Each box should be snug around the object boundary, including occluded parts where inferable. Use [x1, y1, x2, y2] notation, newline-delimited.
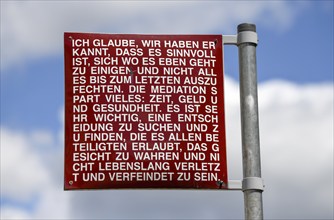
[1, 1, 333, 219]
[225, 2, 333, 83]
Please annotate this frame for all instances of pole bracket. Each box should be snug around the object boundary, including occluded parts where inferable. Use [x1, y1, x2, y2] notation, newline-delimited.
[223, 32, 258, 46]
[242, 177, 264, 192]
[227, 180, 242, 190]
[223, 35, 237, 45]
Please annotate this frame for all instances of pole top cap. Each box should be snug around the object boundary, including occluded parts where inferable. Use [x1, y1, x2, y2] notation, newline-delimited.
[238, 23, 256, 33]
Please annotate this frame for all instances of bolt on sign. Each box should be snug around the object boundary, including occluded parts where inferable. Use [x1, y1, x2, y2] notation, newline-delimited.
[64, 33, 228, 190]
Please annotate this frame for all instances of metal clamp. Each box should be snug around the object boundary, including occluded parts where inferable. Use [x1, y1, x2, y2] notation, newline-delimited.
[242, 177, 264, 192]
[237, 31, 258, 45]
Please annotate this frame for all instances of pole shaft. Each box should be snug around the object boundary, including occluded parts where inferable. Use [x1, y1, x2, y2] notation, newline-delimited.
[237, 23, 263, 220]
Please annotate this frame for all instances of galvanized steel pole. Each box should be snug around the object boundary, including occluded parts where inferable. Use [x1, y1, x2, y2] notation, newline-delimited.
[237, 23, 264, 220]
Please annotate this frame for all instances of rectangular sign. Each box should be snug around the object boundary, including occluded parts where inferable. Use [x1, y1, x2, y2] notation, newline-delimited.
[64, 33, 227, 190]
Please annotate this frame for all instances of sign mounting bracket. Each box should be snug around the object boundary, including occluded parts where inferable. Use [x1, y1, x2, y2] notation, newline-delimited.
[223, 35, 237, 45]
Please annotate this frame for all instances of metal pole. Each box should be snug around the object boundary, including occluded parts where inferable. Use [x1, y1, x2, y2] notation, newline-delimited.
[237, 23, 264, 220]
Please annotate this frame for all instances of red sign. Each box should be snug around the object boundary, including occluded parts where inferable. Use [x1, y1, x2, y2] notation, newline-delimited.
[64, 33, 227, 190]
